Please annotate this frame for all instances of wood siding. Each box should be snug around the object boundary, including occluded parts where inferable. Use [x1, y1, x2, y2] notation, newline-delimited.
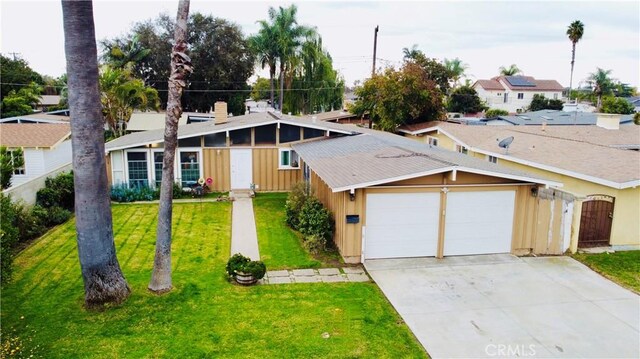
[252, 148, 302, 191]
[203, 148, 231, 191]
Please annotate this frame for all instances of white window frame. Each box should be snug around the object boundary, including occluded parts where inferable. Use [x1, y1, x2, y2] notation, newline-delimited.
[7, 149, 26, 176]
[427, 136, 438, 147]
[517, 92, 524, 100]
[455, 144, 468, 155]
[177, 147, 203, 187]
[124, 149, 152, 187]
[487, 155, 498, 164]
[278, 148, 300, 169]
[151, 149, 165, 188]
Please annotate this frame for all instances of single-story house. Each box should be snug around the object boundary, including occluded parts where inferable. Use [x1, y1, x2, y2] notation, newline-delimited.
[106, 110, 574, 264]
[0, 123, 72, 188]
[303, 109, 369, 126]
[398, 120, 640, 251]
[0, 112, 70, 124]
[36, 95, 61, 112]
[481, 110, 634, 126]
[474, 75, 564, 114]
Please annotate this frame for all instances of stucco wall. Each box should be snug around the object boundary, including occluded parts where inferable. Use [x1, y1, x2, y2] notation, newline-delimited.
[3, 163, 72, 205]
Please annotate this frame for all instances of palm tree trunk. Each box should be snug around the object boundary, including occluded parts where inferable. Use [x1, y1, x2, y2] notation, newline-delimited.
[279, 63, 285, 112]
[569, 42, 576, 101]
[269, 66, 275, 108]
[61, 0, 130, 308]
[149, 0, 191, 293]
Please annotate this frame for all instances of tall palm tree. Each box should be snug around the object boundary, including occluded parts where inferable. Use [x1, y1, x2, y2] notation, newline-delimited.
[499, 64, 522, 76]
[61, 0, 130, 308]
[249, 22, 278, 108]
[588, 67, 613, 111]
[148, 0, 191, 294]
[102, 35, 151, 70]
[270, 5, 315, 112]
[567, 20, 585, 101]
[444, 57, 468, 87]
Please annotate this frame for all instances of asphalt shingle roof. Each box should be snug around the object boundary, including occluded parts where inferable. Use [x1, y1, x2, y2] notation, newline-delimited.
[0, 123, 71, 148]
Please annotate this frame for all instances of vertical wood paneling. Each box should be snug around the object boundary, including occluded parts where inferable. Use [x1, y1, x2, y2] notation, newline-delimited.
[203, 148, 231, 191]
[105, 155, 112, 185]
[251, 148, 302, 191]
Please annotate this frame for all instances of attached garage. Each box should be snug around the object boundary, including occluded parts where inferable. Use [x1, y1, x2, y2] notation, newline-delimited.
[364, 192, 440, 259]
[443, 190, 515, 256]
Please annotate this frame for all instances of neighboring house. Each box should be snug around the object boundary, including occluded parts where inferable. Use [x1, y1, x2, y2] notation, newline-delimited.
[106, 110, 574, 264]
[562, 102, 596, 113]
[623, 96, 640, 113]
[126, 112, 189, 132]
[343, 91, 358, 108]
[399, 121, 640, 251]
[0, 123, 72, 188]
[481, 110, 635, 126]
[36, 95, 61, 112]
[0, 112, 70, 124]
[474, 75, 564, 114]
[303, 110, 369, 126]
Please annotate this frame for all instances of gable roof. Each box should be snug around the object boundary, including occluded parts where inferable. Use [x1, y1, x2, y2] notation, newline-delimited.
[420, 123, 640, 189]
[475, 79, 504, 91]
[105, 111, 357, 152]
[474, 76, 564, 92]
[292, 129, 560, 192]
[0, 123, 71, 148]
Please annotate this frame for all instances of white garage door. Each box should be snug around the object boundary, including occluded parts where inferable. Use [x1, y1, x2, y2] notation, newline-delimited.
[365, 193, 440, 259]
[444, 190, 515, 256]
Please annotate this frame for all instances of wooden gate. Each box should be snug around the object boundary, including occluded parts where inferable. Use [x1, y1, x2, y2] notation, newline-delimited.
[578, 195, 615, 248]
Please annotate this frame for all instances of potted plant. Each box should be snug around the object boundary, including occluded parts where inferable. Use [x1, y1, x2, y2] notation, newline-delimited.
[225, 253, 267, 286]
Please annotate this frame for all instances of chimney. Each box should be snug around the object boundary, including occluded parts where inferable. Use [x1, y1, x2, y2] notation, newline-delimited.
[596, 113, 620, 130]
[214, 101, 228, 125]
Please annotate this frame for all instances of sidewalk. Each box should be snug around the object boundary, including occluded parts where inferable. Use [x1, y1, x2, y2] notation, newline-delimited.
[230, 197, 260, 260]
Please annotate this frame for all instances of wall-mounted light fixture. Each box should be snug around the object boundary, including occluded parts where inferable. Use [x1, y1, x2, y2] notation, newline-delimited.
[531, 187, 538, 197]
[349, 188, 355, 201]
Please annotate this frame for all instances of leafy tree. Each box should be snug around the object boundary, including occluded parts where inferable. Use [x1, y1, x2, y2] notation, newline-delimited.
[0, 55, 43, 100]
[588, 68, 615, 110]
[0, 147, 24, 189]
[447, 86, 486, 114]
[444, 57, 468, 87]
[402, 48, 451, 93]
[101, 35, 151, 70]
[0, 82, 42, 118]
[485, 108, 509, 118]
[250, 77, 271, 101]
[350, 61, 446, 132]
[613, 82, 637, 97]
[62, 0, 130, 308]
[99, 66, 160, 137]
[499, 64, 522, 76]
[102, 13, 254, 115]
[529, 94, 563, 111]
[567, 20, 585, 99]
[600, 96, 635, 115]
[149, 0, 192, 294]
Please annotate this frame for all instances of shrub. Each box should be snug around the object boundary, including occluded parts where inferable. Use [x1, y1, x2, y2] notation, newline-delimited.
[285, 182, 312, 229]
[303, 234, 325, 254]
[241, 261, 267, 280]
[485, 108, 509, 118]
[1, 195, 18, 284]
[47, 206, 73, 225]
[298, 197, 334, 244]
[225, 253, 266, 280]
[110, 184, 157, 202]
[36, 171, 74, 210]
[225, 253, 250, 277]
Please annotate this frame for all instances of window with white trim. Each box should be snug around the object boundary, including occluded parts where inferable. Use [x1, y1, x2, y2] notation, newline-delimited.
[427, 136, 438, 147]
[553, 93, 558, 100]
[179, 151, 200, 187]
[127, 151, 148, 187]
[455, 144, 468, 155]
[487, 155, 498, 164]
[279, 149, 299, 169]
[7, 150, 25, 175]
[517, 93, 524, 99]
[153, 151, 164, 187]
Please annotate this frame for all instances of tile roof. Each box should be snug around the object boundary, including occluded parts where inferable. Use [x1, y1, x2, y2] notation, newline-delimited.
[293, 129, 559, 192]
[475, 76, 564, 92]
[432, 122, 640, 187]
[105, 111, 357, 151]
[0, 123, 71, 148]
[475, 79, 504, 91]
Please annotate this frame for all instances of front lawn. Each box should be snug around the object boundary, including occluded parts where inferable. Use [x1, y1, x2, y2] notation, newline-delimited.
[253, 192, 328, 269]
[1, 203, 426, 358]
[573, 250, 640, 293]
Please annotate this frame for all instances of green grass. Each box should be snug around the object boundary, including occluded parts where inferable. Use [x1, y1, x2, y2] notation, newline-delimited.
[573, 250, 640, 293]
[1, 203, 426, 358]
[253, 192, 323, 269]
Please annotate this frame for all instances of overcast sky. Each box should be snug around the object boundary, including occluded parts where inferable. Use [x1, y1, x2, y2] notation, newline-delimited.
[1, 0, 639, 89]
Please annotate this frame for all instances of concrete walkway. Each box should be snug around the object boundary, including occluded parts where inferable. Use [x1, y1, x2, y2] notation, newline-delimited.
[262, 267, 369, 284]
[230, 197, 260, 260]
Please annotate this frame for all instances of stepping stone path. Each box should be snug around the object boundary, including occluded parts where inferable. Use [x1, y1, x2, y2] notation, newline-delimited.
[260, 266, 370, 285]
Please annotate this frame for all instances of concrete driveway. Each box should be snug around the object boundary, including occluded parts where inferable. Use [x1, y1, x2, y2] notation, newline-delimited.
[365, 254, 639, 358]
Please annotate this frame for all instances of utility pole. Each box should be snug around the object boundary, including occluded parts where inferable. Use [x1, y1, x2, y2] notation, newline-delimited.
[371, 25, 379, 78]
[7, 52, 21, 61]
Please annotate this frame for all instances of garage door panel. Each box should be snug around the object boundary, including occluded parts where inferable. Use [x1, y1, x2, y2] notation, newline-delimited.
[365, 193, 440, 259]
[444, 191, 515, 256]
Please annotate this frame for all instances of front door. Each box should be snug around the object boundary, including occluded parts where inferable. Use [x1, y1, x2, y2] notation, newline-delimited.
[230, 149, 252, 189]
[578, 195, 615, 247]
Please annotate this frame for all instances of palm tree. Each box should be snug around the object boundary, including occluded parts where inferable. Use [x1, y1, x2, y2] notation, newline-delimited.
[249, 22, 278, 108]
[269, 5, 315, 112]
[499, 64, 522, 76]
[588, 67, 614, 111]
[61, 0, 130, 308]
[102, 35, 151, 70]
[567, 20, 585, 101]
[444, 57, 468, 87]
[149, 0, 192, 294]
